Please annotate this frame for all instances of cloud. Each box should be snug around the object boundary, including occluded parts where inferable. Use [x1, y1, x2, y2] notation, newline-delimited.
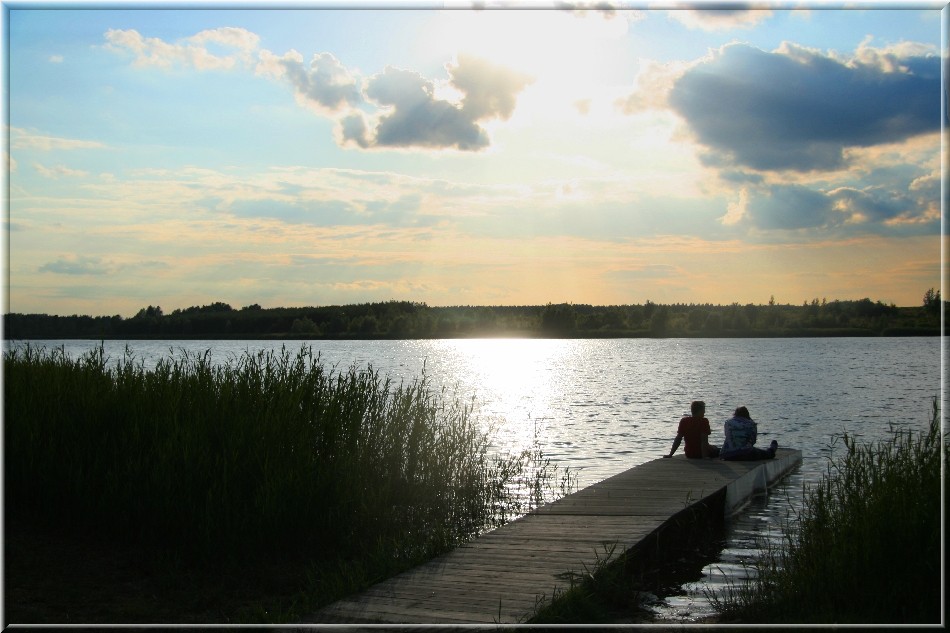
[556, 1, 622, 17]
[451, 55, 533, 120]
[39, 255, 113, 276]
[104, 27, 530, 152]
[605, 264, 679, 281]
[188, 26, 260, 55]
[742, 184, 837, 230]
[49, 54, 64, 63]
[364, 66, 489, 150]
[829, 177, 940, 228]
[257, 49, 363, 113]
[726, 174, 939, 234]
[33, 163, 90, 179]
[342, 56, 533, 151]
[226, 193, 428, 227]
[616, 58, 690, 114]
[104, 27, 259, 70]
[668, 8, 773, 31]
[667, 42, 940, 172]
[11, 127, 107, 151]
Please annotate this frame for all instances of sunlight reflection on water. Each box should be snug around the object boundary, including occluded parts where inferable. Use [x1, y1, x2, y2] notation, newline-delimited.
[424, 339, 569, 455]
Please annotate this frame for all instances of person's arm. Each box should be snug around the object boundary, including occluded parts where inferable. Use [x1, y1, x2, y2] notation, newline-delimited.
[665, 434, 682, 457]
[701, 418, 713, 458]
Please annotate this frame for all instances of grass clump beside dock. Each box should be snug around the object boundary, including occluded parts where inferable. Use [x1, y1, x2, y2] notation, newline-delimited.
[4, 343, 571, 622]
[709, 399, 945, 624]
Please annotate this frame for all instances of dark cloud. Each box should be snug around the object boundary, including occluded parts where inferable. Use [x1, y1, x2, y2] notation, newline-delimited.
[556, 1, 619, 19]
[339, 112, 373, 149]
[669, 43, 940, 172]
[744, 184, 837, 230]
[366, 67, 490, 150]
[279, 52, 363, 111]
[668, 7, 772, 31]
[829, 187, 907, 223]
[828, 170, 939, 227]
[343, 56, 532, 151]
[738, 179, 938, 234]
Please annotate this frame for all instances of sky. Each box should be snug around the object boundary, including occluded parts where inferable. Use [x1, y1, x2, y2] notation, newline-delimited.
[2, 1, 947, 317]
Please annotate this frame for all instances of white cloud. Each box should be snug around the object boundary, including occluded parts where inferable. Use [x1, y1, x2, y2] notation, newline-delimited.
[11, 127, 107, 151]
[188, 27, 260, 56]
[721, 188, 748, 226]
[103, 27, 259, 70]
[33, 163, 91, 179]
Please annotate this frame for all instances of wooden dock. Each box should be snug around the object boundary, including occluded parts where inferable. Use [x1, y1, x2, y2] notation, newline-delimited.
[310, 449, 802, 625]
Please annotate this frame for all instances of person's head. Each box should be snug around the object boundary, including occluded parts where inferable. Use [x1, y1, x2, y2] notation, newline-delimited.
[734, 406, 751, 419]
[691, 400, 706, 417]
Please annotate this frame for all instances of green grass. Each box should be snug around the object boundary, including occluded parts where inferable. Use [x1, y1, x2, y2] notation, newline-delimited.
[707, 398, 945, 624]
[4, 343, 574, 622]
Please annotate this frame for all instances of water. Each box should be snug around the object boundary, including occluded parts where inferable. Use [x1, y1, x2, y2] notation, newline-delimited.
[4, 336, 941, 621]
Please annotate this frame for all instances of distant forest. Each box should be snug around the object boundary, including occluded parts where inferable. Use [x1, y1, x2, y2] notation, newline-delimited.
[3, 290, 943, 340]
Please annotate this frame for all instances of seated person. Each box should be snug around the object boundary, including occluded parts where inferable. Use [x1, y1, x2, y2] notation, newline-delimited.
[720, 406, 778, 461]
[664, 400, 720, 459]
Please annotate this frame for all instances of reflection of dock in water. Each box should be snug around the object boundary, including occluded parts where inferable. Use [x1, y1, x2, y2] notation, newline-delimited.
[311, 449, 803, 625]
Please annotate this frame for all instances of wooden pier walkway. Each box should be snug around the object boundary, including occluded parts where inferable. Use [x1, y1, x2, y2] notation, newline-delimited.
[310, 449, 802, 625]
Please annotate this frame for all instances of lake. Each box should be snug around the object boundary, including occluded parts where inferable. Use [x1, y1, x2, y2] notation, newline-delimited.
[4, 336, 941, 621]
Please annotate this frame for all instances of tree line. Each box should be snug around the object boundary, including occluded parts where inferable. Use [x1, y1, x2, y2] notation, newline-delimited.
[3, 290, 943, 340]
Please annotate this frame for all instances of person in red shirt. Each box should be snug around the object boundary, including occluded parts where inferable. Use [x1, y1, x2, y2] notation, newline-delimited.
[664, 400, 720, 459]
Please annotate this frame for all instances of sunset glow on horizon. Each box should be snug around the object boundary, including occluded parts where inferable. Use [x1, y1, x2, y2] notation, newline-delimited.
[3, 2, 946, 317]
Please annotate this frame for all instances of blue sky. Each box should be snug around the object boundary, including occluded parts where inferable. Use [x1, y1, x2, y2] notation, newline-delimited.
[3, 2, 945, 316]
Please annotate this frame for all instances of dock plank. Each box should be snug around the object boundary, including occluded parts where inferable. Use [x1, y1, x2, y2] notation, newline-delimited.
[308, 449, 801, 625]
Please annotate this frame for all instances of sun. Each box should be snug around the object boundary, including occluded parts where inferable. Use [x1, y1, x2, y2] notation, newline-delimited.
[423, 9, 630, 98]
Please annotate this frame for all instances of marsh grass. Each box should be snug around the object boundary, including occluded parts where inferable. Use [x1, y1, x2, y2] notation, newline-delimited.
[707, 399, 945, 624]
[4, 343, 573, 619]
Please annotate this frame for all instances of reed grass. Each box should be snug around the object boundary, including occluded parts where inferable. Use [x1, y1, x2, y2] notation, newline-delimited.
[707, 398, 945, 624]
[4, 343, 571, 577]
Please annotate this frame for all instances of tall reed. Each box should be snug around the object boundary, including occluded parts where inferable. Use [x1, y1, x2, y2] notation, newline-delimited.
[4, 344, 570, 568]
[707, 398, 944, 624]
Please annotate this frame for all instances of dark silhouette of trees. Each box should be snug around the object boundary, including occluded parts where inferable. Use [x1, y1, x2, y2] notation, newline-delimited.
[3, 294, 942, 340]
[923, 288, 942, 314]
[134, 305, 164, 319]
[540, 303, 577, 335]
